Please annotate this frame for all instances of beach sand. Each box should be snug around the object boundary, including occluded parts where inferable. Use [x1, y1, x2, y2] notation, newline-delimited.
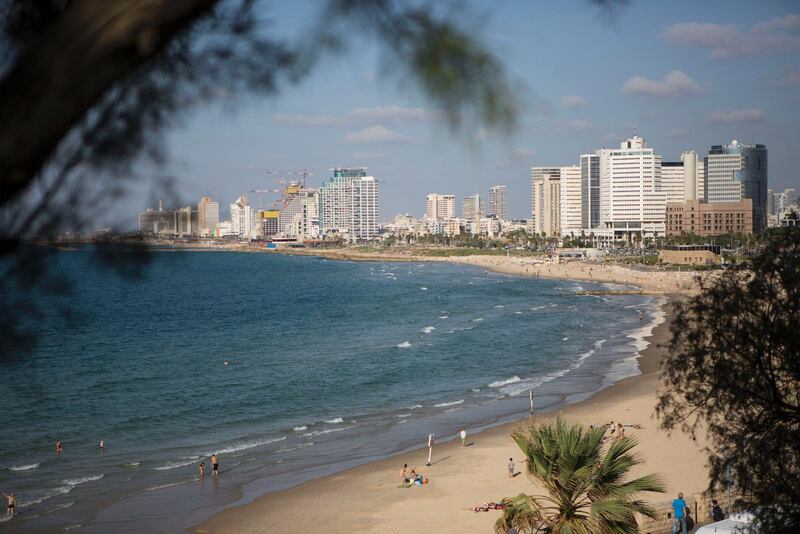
[194, 297, 710, 534]
[283, 247, 705, 295]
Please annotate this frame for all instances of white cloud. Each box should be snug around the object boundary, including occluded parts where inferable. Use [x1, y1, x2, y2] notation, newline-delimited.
[707, 108, 766, 124]
[663, 14, 800, 59]
[560, 95, 588, 108]
[621, 70, 703, 97]
[340, 125, 414, 144]
[274, 113, 343, 126]
[348, 105, 435, 122]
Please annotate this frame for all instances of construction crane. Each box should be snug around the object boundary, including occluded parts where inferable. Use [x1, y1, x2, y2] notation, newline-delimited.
[250, 189, 280, 210]
[266, 169, 314, 187]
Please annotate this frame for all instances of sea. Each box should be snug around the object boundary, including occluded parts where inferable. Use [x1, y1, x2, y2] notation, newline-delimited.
[0, 250, 663, 533]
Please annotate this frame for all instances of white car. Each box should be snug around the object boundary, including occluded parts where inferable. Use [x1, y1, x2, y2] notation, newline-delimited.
[695, 511, 755, 533]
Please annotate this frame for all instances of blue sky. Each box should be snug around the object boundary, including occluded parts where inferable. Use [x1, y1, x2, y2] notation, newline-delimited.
[152, 0, 800, 223]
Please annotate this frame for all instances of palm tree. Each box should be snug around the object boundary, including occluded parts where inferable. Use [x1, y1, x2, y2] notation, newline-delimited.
[495, 418, 665, 534]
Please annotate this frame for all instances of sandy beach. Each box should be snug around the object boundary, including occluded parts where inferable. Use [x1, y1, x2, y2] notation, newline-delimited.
[283, 247, 705, 295]
[194, 293, 711, 534]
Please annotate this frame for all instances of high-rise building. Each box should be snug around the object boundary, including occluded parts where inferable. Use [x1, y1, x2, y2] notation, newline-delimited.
[319, 167, 379, 241]
[531, 167, 560, 236]
[462, 193, 483, 221]
[138, 203, 198, 236]
[488, 185, 508, 220]
[705, 140, 767, 231]
[661, 152, 707, 208]
[230, 195, 255, 239]
[601, 134, 665, 236]
[350, 175, 379, 240]
[661, 162, 686, 205]
[559, 165, 581, 236]
[278, 182, 303, 236]
[259, 210, 280, 238]
[579, 154, 601, 229]
[425, 193, 456, 220]
[197, 196, 219, 235]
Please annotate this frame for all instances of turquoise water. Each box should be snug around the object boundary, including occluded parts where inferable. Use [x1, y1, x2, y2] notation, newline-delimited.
[0, 251, 661, 532]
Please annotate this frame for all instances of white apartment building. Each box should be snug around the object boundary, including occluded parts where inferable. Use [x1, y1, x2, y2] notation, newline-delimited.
[350, 175, 379, 240]
[531, 167, 560, 236]
[230, 195, 256, 239]
[559, 165, 581, 236]
[488, 185, 508, 220]
[600, 135, 665, 237]
[425, 193, 456, 220]
[319, 168, 380, 240]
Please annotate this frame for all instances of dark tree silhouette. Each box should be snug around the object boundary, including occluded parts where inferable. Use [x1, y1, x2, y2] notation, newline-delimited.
[657, 228, 800, 532]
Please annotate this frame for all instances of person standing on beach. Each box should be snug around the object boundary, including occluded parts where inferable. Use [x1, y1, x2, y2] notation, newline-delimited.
[55, 439, 63, 454]
[507, 458, 515, 478]
[460, 429, 467, 447]
[3, 492, 15, 517]
[211, 454, 219, 475]
[199, 462, 206, 477]
[672, 492, 688, 534]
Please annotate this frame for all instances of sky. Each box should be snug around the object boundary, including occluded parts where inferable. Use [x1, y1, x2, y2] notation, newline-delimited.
[145, 0, 800, 224]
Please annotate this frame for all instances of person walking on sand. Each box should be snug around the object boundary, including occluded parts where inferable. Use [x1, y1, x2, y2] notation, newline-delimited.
[460, 428, 467, 447]
[3, 492, 15, 517]
[507, 458, 515, 478]
[55, 439, 63, 454]
[199, 462, 206, 477]
[211, 454, 219, 475]
[672, 492, 689, 534]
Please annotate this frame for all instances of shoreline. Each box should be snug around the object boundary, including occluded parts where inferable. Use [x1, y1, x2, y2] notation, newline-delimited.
[194, 287, 706, 532]
[280, 247, 703, 296]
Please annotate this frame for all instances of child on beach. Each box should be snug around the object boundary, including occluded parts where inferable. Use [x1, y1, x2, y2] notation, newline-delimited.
[507, 458, 515, 478]
[460, 429, 467, 447]
[199, 462, 206, 477]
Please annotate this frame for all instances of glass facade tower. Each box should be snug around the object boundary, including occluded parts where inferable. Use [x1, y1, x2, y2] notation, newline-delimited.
[705, 140, 767, 231]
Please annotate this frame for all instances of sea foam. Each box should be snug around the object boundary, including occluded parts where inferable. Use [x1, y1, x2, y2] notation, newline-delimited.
[397, 341, 411, 348]
[433, 399, 464, 408]
[488, 375, 521, 388]
[9, 463, 40, 472]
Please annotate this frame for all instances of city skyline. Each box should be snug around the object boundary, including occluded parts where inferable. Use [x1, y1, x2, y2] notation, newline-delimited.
[136, 0, 800, 229]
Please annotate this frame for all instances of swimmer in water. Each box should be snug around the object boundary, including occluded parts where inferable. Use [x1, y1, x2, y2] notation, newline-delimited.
[4, 492, 15, 517]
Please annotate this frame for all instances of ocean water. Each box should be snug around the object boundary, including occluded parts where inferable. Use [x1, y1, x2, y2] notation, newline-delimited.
[0, 251, 662, 532]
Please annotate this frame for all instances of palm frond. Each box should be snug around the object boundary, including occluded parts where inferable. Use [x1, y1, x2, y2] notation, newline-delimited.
[499, 418, 665, 534]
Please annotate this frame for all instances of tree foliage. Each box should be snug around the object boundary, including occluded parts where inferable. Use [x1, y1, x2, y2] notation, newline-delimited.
[496, 418, 664, 534]
[657, 228, 800, 532]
